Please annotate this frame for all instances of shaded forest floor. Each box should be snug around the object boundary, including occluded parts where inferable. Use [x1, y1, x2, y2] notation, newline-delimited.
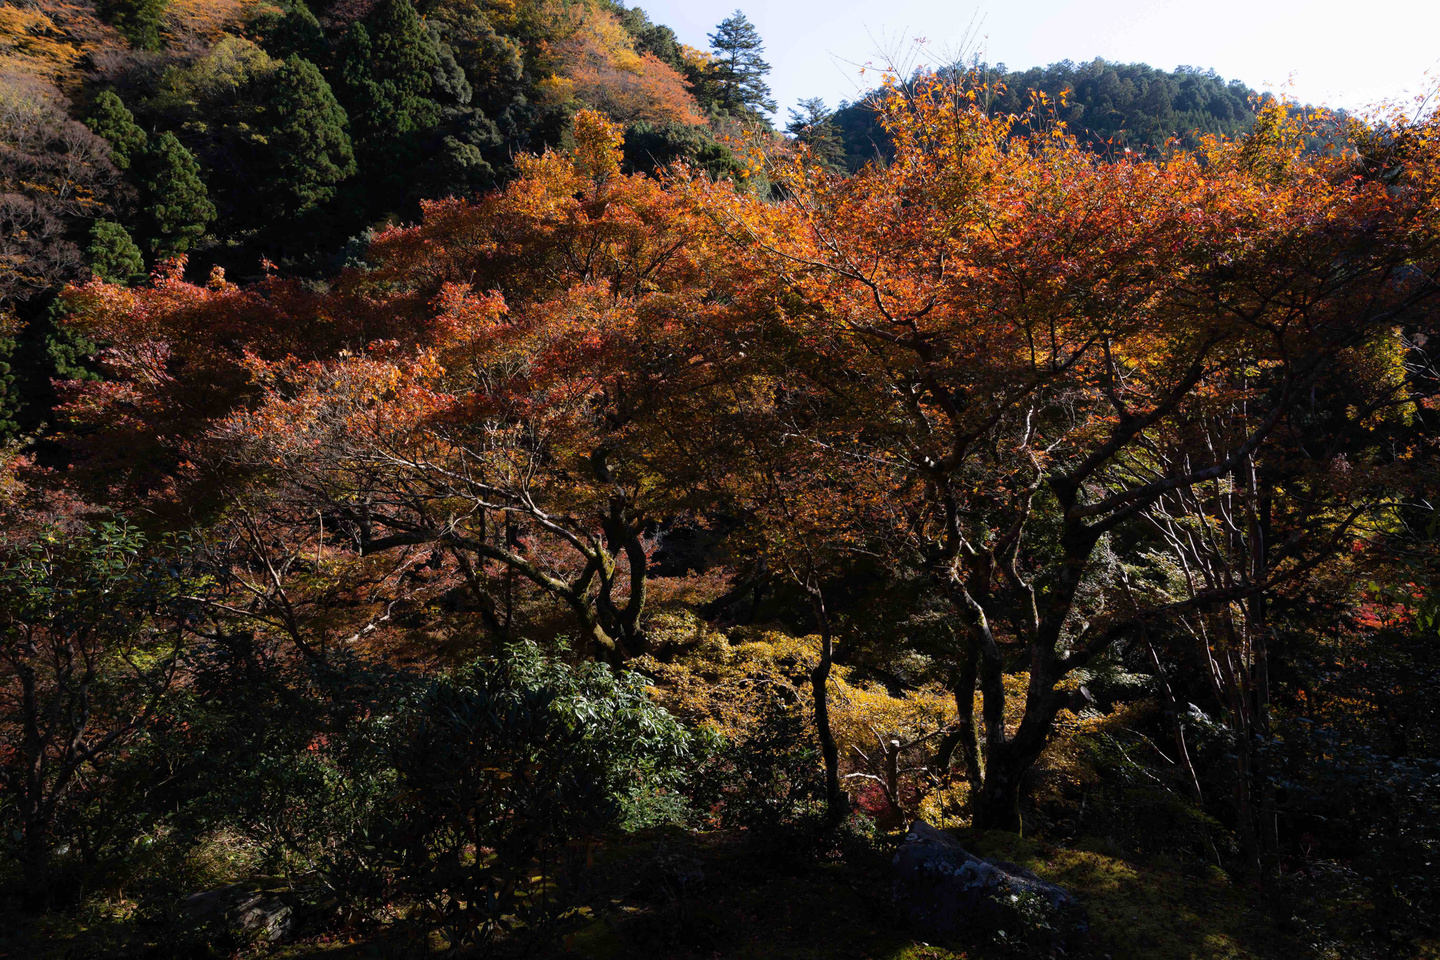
[9, 824, 1428, 960]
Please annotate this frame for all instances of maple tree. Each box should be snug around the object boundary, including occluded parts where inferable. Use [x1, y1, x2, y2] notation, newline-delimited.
[673, 77, 1440, 832]
[0, 522, 198, 908]
[59, 110, 754, 662]
[546, 1, 704, 127]
[46, 64, 1440, 854]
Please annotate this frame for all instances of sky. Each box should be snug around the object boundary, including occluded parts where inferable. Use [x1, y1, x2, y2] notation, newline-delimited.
[630, 0, 1440, 122]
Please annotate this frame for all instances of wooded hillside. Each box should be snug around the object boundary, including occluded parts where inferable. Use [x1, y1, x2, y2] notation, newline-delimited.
[2, 5, 1439, 959]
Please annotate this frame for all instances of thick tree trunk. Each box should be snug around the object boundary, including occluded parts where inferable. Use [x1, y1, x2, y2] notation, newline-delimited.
[21, 821, 50, 913]
[970, 760, 1024, 833]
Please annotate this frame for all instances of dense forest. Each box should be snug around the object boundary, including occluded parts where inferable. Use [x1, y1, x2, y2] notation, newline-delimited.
[2, 2, 1439, 959]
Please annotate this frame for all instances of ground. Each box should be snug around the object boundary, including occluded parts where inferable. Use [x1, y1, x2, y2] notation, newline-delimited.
[8, 822, 1412, 960]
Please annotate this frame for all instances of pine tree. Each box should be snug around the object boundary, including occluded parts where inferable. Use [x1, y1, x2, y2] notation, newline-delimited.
[338, 0, 441, 146]
[786, 98, 845, 172]
[253, 0, 326, 63]
[142, 133, 216, 260]
[268, 56, 356, 216]
[707, 10, 776, 118]
[0, 324, 18, 442]
[87, 221, 146, 285]
[95, 0, 169, 50]
[85, 91, 148, 171]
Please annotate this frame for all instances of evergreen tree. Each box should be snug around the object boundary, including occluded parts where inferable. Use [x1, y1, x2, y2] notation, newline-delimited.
[338, 0, 442, 146]
[267, 56, 356, 216]
[786, 98, 845, 172]
[85, 91, 148, 171]
[141, 133, 216, 260]
[622, 121, 740, 180]
[707, 10, 775, 118]
[87, 221, 145, 285]
[46, 311, 100, 385]
[253, 0, 327, 63]
[0, 325, 18, 441]
[618, 7, 684, 71]
[95, 0, 169, 50]
[1, 297, 99, 441]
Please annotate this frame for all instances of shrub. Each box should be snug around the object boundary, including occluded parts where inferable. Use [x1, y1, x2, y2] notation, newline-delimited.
[689, 685, 828, 851]
[301, 642, 694, 950]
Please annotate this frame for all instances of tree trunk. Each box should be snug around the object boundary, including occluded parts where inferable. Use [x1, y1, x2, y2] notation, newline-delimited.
[808, 586, 847, 823]
[936, 631, 984, 792]
[970, 759, 1024, 833]
[20, 806, 50, 913]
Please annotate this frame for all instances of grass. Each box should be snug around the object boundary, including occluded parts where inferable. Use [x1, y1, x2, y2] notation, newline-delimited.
[966, 831, 1286, 960]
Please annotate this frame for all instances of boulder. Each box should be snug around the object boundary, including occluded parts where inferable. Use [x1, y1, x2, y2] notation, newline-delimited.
[892, 820, 1081, 946]
[182, 880, 296, 944]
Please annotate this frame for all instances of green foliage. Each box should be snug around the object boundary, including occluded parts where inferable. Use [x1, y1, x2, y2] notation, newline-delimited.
[187, 643, 693, 950]
[266, 56, 356, 216]
[707, 10, 776, 118]
[0, 295, 97, 439]
[786, 97, 845, 172]
[95, 0, 169, 50]
[1269, 720, 1440, 942]
[84, 91, 148, 171]
[971, 831, 1286, 960]
[140, 132, 215, 259]
[0, 327, 17, 441]
[616, 5, 685, 70]
[370, 643, 692, 947]
[338, 0, 442, 147]
[87, 220, 145, 284]
[994, 59, 1259, 153]
[250, 0, 326, 63]
[690, 687, 826, 845]
[829, 59, 1264, 171]
[622, 120, 740, 179]
[45, 302, 100, 385]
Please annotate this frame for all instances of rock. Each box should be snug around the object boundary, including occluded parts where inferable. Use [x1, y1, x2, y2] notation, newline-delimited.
[182, 880, 296, 944]
[892, 820, 1082, 946]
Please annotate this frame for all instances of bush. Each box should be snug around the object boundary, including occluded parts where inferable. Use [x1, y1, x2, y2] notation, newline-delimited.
[273, 642, 696, 950]
[689, 686, 828, 852]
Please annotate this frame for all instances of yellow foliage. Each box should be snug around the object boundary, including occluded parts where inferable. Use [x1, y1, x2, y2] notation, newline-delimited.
[829, 673, 950, 763]
[571, 108, 623, 182]
[917, 779, 970, 830]
[164, 0, 267, 49]
[536, 0, 702, 125]
[0, 0, 117, 93]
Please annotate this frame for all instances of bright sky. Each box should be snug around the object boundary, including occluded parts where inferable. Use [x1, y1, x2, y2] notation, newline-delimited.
[629, 0, 1440, 122]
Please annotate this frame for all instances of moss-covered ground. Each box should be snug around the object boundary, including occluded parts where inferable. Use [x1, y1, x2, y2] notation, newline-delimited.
[5, 825, 1434, 959]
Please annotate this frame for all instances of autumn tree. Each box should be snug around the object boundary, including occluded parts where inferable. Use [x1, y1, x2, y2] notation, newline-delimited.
[57, 112, 740, 661]
[1, 83, 121, 303]
[550, 4, 704, 127]
[683, 78, 1440, 834]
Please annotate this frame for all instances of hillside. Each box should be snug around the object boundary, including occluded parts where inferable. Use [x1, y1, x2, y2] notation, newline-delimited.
[2, 5, 1439, 960]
